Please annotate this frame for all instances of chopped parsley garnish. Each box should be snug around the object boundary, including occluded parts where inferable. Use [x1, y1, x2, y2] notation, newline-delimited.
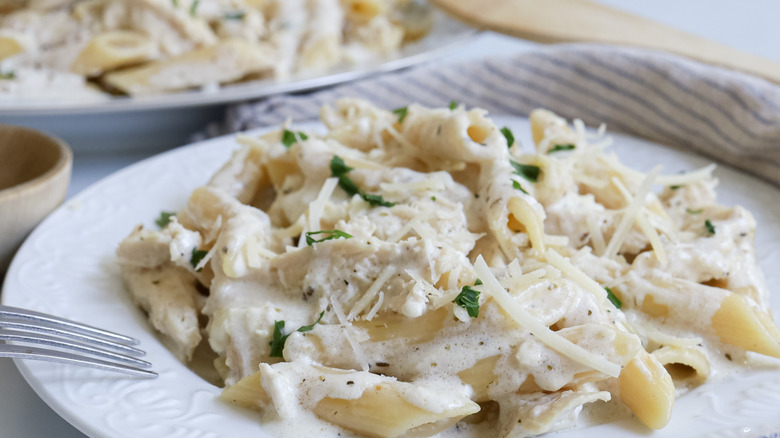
[431, 196, 436, 201]
[705, 219, 716, 235]
[305, 229, 353, 246]
[297, 311, 325, 332]
[189, 0, 199, 16]
[269, 311, 325, 357]
[330, 155, 359, 196]
[190, 248, 208, 271]
[670, 185, 682, 190]
[330, 155, 353, 177]
[605, 286, 622, 309]
[281, 129, 308, 148]
[500, 127, 515, 148]
[223, 10, 245, 19]
[512, 179, 529, 194]
[268, 320, 287, 357]
[338, 176, 360, 197]
[548, 144, 576, 153]
[474, 278, 483, 286]
[330, 155, 395, 207]
[155, 211, 176, 228]
[361, 193, 395, 207]
[0, 71, 16, 80]
[686, 208, 703, 215]
[454, 285, 480, 318]
[449, 100, 458, 110]
[510, 160, 540, 182]
[392, 106, 408, 124]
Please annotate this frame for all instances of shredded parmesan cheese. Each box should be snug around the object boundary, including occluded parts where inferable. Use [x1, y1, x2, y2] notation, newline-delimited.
[387, 222, 413, 243]
[475, 256, 621, 378]
[348, 266, 395, 320]
[543, 234, 570, 247]
[383, 122, 417, 150]
[503, 268, 547, 294]
[544, 249, 611, 304]
[586, 215, 606, 256]
[604, 166, 661, 259]
[380, 178, 445, 194]
[307, 177, 339, 233]
[365, 291, 384, 321]
[330, 297, 369, 372]
[637, 213, 667, 267]
[411, 221, 436, 242]
[195, 244, 217, 272]
[655, 164, 717, 186]
[612, 177, 667, 266]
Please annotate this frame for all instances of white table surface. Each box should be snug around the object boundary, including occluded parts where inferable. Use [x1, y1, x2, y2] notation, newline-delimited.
[2, 1, 780, 437]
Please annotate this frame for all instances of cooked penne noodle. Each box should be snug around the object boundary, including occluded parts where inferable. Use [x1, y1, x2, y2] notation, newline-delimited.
[457, 355, 499, 402]
[71, 30, 156, 77]
[353, 307, 448, 344]
[104, 39, 276, 95]
[712, 293, 780, 358]
[220, 371, 271, 409]
[314, 381, 479, 438]
[652, 345, 710, 383]
[618, 350, 675, 430]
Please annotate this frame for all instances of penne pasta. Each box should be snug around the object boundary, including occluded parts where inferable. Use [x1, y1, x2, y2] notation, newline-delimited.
[103, 39, 276, 95]
[353, 307, 448, 344]
[314, 381, 479, 438]
[457, 355, 499, 402]
[652, 345, 710, 383]
[117, 100, 780, 437]
[70, 30, 156, 77]
[220, 371, 271, 410]
[712, 293, 780, 358]
[0, 0, 433, 96]
[618, 350, 675, 430]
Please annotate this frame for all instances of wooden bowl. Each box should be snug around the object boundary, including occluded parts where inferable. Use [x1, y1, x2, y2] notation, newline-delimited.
[0, 125, 72, 275]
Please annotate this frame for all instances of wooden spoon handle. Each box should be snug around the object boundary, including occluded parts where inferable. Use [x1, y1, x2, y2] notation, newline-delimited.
[430, 0, 780, 85]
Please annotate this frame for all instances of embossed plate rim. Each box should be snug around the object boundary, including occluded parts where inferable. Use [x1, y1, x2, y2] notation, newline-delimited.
[3, 116, 780, 438]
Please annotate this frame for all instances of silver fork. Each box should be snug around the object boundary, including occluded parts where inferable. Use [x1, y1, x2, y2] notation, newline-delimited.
[0, 305, 157, 378]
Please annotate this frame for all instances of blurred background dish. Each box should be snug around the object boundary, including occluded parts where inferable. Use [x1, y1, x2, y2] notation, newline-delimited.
[0, 125, 71, 276]
[0, 9, 474, 152]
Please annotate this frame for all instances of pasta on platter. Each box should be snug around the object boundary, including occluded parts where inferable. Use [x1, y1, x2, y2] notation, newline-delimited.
[0, 0, 431, 99]
[117, 99, 780, 437]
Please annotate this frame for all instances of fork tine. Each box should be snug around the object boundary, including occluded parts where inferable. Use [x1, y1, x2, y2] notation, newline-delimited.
[0, 344, 158, 378]
[0, 320, 146, 356]
[0, 305, 157, 377]
[0, 328, 152, 368]
[0, 305, 138, 345]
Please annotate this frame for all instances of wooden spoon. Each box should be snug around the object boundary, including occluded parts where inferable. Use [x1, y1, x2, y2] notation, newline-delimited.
[429, 0, 780, 85]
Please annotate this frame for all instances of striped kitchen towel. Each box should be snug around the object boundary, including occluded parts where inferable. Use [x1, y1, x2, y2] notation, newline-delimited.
[213, 43, 780, 186]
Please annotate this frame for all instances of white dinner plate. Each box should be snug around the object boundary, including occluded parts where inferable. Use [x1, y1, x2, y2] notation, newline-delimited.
[3, 116, 780, 438]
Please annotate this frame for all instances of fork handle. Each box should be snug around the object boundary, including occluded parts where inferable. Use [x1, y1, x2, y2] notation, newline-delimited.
[429, 0, 780, 85]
